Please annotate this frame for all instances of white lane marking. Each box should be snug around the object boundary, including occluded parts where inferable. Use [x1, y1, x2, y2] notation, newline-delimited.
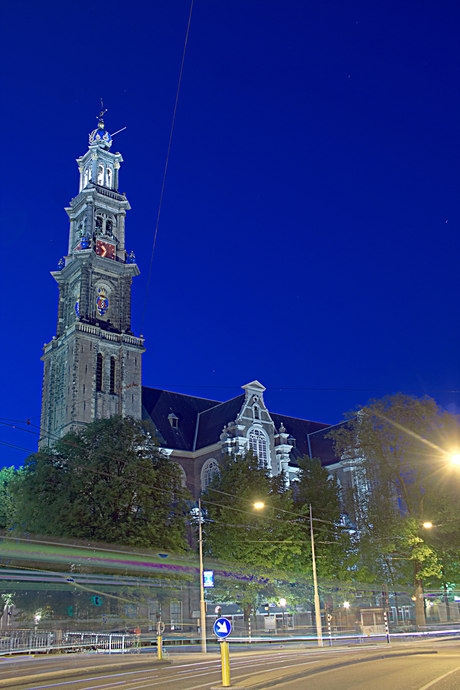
[417, 664, 460, 690]
[24, 682, 126, 690]
[122, 678, 162, 690]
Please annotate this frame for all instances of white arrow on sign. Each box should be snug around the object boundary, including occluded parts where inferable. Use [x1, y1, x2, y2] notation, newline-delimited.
[217, 620, 229, 633]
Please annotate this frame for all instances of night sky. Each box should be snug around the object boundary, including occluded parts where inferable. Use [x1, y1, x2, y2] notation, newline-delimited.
[1, 0, 459, 468]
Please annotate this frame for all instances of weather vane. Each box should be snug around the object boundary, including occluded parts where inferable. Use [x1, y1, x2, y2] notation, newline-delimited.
[98, 98, 107, 123]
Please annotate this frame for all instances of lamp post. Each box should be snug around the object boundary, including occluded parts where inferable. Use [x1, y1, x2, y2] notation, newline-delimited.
[310, 504, 323, 647]
[198, 498, 207, 653]
[253, 500, 323, 647]
[279, 598, 286, 630]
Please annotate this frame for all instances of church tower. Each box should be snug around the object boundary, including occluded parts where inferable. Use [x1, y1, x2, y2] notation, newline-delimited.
[39, 109, 145, 448]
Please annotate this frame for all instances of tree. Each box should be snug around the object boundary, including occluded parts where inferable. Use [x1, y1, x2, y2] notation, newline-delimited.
[201, 452, 307, 622]
[11, 416, 190, 551]
[328, 393, 460, 627]
[293, 456, 356, 581]
[0, 466, 24, 529]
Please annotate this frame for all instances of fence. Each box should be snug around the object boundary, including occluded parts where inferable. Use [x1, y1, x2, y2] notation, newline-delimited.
[0, 630, 134, 655]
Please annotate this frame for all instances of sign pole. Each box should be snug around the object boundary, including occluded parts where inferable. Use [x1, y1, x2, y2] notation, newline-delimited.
[198, 498, 207, 653]
[213, 618, 232, 687]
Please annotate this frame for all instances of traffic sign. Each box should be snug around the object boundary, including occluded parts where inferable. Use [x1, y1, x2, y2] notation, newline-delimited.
[214, 617, 232, 638]
[203, 570, 214, 588]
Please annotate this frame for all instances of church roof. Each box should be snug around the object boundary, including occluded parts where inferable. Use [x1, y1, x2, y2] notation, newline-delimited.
[142, 385, 341, 465]
[270, 413, 335, 463]
[194, 394, 246, 450]
[142, 387, 218, 451]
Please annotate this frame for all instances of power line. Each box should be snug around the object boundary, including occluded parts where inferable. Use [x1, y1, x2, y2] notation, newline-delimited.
[140, 0, 194, 333]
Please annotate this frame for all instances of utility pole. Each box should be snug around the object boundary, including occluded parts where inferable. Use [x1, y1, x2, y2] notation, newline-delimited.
[198, 498, 207, 653]
[310, 504, 323, 647]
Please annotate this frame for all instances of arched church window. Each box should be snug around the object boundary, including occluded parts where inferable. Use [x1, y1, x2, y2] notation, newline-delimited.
[97, 164, 104, 185]
[96, 353, 103, 392]
[105, 167, 113, 188]
[248, 428, 268, 468]
[95, 215, 103, 234]
[178, 465, 187, 488]
[106, 219, 113, 236]
[110, 357, 116, 394]
[201, 459, 220, 490]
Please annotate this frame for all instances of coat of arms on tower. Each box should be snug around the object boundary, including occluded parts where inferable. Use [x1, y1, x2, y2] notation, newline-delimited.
[96, 287, 109, 317]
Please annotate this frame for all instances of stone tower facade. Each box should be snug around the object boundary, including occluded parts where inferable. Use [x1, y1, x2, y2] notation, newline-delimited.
[39, 113, 145, 448]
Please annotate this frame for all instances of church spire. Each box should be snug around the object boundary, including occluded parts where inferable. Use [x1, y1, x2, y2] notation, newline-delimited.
[89, 99, 112, 149]
[39, 110, 145, 449]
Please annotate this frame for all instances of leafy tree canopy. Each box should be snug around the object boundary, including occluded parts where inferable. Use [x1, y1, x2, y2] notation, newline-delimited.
[293, 456, 356, 581]
[327, 393, 460, 624]
[201, 452, 306, 574]
[0, 466, 24, 529]
[11, 416, 190, 551]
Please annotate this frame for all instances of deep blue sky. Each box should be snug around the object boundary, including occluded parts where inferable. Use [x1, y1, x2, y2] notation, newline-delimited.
[1, 0, 459, 467]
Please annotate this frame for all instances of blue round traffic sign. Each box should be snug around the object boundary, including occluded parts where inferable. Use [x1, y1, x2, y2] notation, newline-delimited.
[214, 617, 232, 638]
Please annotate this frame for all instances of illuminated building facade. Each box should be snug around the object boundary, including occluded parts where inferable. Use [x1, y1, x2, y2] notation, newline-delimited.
[39, 115, 344, 500]
[39, 112, 145, 448]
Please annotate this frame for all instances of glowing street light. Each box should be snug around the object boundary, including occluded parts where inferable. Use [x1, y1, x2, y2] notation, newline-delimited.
[254, 502, 265, 510]
[422, 522, 433, 529]
[343, 601, 350, 609]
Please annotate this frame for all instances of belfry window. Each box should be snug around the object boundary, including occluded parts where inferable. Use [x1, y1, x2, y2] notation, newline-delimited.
[96, 353, 103, 392]
[110, 357, 116, 394]
[248, 428, 268, 468]
[97, 165, 104, 185]
[106, 219, 113, 236]
[96, 215, 103, 234]
[105, 167, 113, 188]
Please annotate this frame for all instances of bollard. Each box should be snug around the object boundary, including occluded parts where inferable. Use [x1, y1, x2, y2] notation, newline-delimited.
[383, 611, 390, 644]
[157, 635, 163, 660]
[220, 639, 230, 687]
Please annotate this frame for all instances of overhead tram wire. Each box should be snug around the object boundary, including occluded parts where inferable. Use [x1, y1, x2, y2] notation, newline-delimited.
[140, 0, 194, 334]
[0, 420, 348, 534]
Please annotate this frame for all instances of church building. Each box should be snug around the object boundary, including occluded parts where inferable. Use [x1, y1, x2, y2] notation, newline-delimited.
[39, 114, 346, 499]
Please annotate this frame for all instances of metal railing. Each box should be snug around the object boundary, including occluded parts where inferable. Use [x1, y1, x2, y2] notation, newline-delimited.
[0, 630, 134, 656]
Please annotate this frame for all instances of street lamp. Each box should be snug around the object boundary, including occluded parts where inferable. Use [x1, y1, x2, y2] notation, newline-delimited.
[252, 500, 323, 647]
[309, 504, 323, 647]
[198, 498, 207, 653]
[422, 522, 433, 529]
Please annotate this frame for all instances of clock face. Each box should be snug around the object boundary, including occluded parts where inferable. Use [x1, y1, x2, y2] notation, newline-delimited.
[96, 240, 116, 260]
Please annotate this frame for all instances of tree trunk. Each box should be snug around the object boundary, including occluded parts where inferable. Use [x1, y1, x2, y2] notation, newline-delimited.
[413, 561, 426, 629]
